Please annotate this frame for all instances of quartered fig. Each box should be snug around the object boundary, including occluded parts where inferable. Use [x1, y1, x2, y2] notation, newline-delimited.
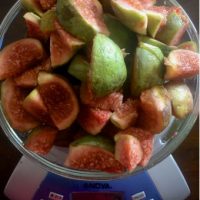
[164, 49, 200, 80]
[65, 144, 125, 173]
[156, 10, 189, 45]
[90, 34, 127, 97]
[0, 38, 45, 80]
[111, 99, 138, 130]
[50, 22, 84, 67]
[137, 86, 172, 133]
[78, 106, 112, 135]
[131, 43, 164, 97]
[111, 0, 148, 35]
[165, 81, 193, 119]
[1, 79, 39, 132]
[56, 0, 109, 42]
[114, 133, 143, 172]
[118, 127, 154, 167]
[24, 126, 58, 155]
[37, 72, 79, 130]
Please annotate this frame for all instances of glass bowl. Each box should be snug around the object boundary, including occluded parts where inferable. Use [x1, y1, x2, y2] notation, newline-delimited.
[0, 0, 199, 180]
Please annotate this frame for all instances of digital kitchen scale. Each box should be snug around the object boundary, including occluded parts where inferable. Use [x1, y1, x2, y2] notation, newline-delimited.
[4, 155, 190, 200]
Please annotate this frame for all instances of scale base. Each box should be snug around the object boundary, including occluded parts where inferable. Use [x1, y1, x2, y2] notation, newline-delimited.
[4, 155, 190, 200]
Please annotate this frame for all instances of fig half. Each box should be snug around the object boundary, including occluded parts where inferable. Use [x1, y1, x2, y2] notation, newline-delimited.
[1, 79, 39, 133]
[37, 72, 79, 130]
[0, 38, 45, 80]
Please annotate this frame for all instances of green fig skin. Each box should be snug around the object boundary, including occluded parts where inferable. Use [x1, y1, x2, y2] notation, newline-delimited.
[165, 81, 193, 119]
[139, 42, 164, 62]
[40, 8, 57, 34]
[91, 34, 127, 97]
[103, 14, 138, 97]
[56, 0, 109, 42]
[131, 46, 164, 97]
[22, 0, 44, 17]
[104, 14, 137, 52]
[155, 11, 188, 45]
[137, 35, 176, 56]
[111, 0, 148, 35]
[145, 10, 164, 38]
[70, 135, 115, 153]
[68, 55, 89, 81]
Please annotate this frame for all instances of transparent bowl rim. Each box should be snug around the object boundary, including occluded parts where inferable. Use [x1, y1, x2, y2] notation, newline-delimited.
[0, 0, 199, 180]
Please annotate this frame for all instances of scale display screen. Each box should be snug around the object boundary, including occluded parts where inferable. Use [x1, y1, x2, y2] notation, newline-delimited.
[71, 192, 124, 200]
[33, 171, 162, 200]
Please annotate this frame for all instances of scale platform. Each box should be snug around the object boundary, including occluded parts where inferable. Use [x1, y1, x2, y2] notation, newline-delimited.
[4, 155, 190, 200]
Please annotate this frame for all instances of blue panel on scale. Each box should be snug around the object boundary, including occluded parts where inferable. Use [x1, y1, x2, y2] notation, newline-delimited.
[33, 171, 162, 200]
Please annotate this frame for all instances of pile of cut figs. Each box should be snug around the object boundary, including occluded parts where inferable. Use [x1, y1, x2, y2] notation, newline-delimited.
[0, 0, 199, 173]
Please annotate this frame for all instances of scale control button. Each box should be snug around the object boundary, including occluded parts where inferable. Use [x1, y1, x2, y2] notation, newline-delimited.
[131, 191, 146, 200]
[48, 191, 64, 200]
